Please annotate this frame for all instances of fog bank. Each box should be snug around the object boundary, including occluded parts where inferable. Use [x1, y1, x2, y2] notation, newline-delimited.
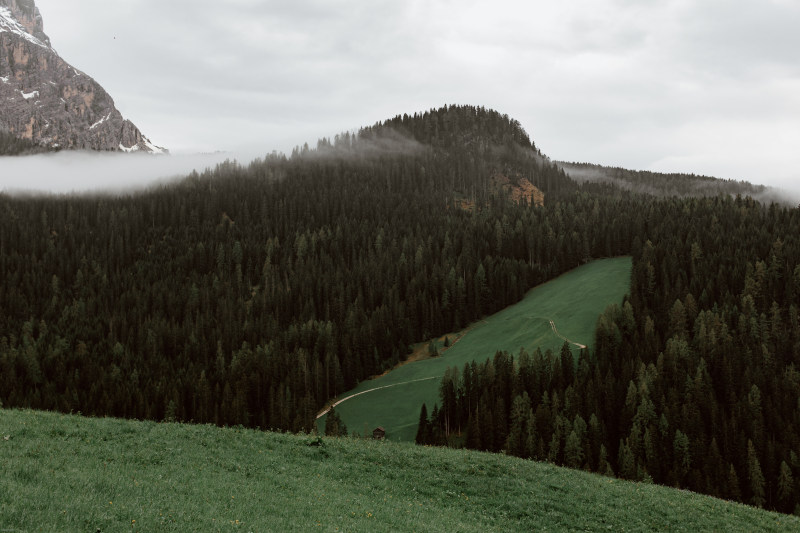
[0, 151, 267, 195]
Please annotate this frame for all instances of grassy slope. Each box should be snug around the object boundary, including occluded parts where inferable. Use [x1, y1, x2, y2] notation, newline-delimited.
[320, 257, 632, 442]
[1, 409, 796, 532]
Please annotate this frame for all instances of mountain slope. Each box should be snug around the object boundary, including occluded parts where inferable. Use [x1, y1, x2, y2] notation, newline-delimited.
[318, 257, 632, 442]
[1, 408, 796, 532]
[0, 0, 164, 153]
[2, 104, 799, 514]
[558, 160, 781, 202]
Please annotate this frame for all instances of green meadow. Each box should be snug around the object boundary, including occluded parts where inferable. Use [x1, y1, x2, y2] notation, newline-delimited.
[319, 257, 632, 441]
[1, 408, 795, 532]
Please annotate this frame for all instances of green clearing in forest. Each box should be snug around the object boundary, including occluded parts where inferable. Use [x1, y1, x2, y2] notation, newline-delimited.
[318, 257, 633, 442]
[1, 408, 795, 532]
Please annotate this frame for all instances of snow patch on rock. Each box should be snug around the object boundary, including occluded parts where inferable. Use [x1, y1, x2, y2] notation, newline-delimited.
[90, 113, 112, 130]
[0, 7, 49, 49]
[142, 137, 166, 155]
[119, 143, 140, 153]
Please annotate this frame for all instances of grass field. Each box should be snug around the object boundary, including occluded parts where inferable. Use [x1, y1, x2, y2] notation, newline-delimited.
[319, 257, 632, 442]
[1, 408, 796, 532]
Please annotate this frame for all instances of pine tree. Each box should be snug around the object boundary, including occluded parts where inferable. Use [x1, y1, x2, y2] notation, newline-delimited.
[599, 444, 614, 477]
[778, 461, 794, 511]
[324, 407, 347, 437]
[524, 408, 537, 459]
[673, 430, 690, 487]
[618, 440, 637, 480]
[430, 404, 446, 446]
[564, 430, 584, 469]
[747, 440, 766, 508]
[727, 464, 742, 502]
[466, 410, 481, 450]
[415, 403, 431, 445]
[505, 393, 531, 457]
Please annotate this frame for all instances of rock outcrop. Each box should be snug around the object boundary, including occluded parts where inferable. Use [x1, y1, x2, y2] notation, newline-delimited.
[0, 0, 165, 152]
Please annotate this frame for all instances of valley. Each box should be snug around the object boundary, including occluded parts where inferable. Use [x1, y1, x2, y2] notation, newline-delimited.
[317, 257, 632, 441]
[2, 0, 799, 527]
[2, 104, 800, 517]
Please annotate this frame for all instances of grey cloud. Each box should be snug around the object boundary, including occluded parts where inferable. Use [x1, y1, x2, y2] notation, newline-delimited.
[0, 151, 259, 195]
[674, 0, 800, 79]
[24, 0, 800, 191]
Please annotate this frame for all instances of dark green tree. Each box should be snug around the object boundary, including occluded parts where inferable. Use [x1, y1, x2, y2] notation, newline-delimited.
[324, 407, 348, 437]
[415, 403, 432, 445]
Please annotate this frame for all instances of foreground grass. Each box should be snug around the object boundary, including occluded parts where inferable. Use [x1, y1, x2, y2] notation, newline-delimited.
[2, 409, 796, 532]
[321, 257, 632, 441]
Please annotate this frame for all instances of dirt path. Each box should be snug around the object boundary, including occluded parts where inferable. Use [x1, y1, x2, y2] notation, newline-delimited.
[529, 316, 587, 349]
[317, 321, 490, 420]
[549, 319, 587, 349]
[316, 317, 584, 421]
[315, 377, 439, 420]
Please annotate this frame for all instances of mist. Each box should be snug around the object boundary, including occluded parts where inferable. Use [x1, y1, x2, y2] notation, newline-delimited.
[0, 150, 268, 196]
[0, 126, 430, 197]
[297, 127, 425, 161]
[558, 161, 800, 206]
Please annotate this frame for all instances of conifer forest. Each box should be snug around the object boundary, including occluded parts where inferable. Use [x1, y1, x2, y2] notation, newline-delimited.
[2, 106, 799, 513]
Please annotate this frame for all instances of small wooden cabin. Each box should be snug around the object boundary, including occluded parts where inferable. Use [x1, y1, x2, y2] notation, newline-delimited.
[372, 427, 386, 440]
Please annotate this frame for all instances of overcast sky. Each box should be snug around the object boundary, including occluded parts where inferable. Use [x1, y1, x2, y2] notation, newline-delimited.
[11, 0, 800, 192]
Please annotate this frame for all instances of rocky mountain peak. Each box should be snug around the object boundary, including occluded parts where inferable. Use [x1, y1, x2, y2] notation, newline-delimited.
[0, 0, 165, 153]
[0, 0, 49, 46]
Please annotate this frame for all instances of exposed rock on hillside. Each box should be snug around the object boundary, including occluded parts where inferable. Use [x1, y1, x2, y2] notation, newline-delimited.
[492, 172, 544, 206]
[0, 0, 164, 152]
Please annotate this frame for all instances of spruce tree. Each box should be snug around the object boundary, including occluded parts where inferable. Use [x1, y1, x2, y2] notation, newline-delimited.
[778, 461, 794, 511]
[564, 430, 584, 469]
[324, 407, 347, 437]
[747, 440, 766, 508]
[415, 403, 431, 445]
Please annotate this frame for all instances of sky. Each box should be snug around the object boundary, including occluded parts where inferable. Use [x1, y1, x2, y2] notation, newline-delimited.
[4, 0, 800, 194]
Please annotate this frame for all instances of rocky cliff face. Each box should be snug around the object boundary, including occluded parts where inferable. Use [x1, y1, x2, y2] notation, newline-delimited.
[0, 0, 164, 152]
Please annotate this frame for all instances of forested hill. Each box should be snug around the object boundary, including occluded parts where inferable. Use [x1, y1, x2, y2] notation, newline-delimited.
[297, 104, 569, 202]
[0, 105, 591, 432]
[362, 105, 539, 154]
[421, 158, 800, 512]
[558, 160, 779, 201]
[2, 104, 799, 515]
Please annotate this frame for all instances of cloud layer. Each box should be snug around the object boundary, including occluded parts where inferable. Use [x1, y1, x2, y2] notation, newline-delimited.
[17, 0, 800, 190]
[0, 151, 251, 194]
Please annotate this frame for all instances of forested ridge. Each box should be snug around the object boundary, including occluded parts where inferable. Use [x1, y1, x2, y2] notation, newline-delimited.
[421, 190, 800, 513]
[0, 105, 601, 431]
[1, 104, 798, 513]
[558, 161, 773, 200]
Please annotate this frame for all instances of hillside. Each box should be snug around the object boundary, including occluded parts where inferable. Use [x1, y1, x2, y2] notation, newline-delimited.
[2, 104, 800, 513]
[0, 104, 582, 433]
[557, 161, 779, 202]
[1, 408, 796, 532]
[318, 257, 632, 442]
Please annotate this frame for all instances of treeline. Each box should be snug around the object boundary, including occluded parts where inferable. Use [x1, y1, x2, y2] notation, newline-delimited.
[425, 193, 800, 513]
[0, 105, 592, 433]
[558, 161, 772, 201]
